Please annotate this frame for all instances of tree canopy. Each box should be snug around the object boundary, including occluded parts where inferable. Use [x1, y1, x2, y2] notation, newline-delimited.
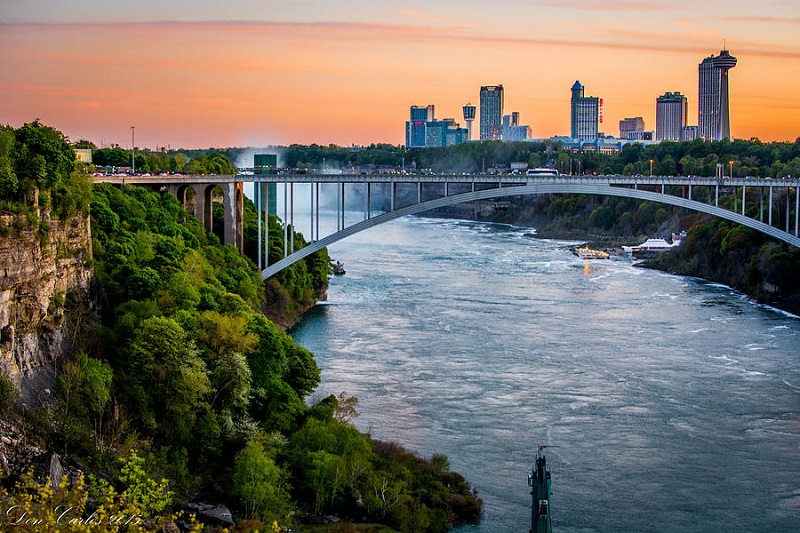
[0, 120, 91, 217]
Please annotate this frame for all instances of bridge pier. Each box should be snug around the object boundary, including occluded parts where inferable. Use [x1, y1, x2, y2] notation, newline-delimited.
[742, 186, 746, 216]
[254, 182, 267, 269]
[167, 181, 244, 253]
[769, 186, 773, 226]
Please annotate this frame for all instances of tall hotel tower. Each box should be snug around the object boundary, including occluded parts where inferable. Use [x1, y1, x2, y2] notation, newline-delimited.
[570, 81, 601, 141]
[462, 103, 476, 141]
[406, 105, 434, 148]
[656, 92, 688, 141]
[698, 49, 737, 141]
[479, 85, 504, 140]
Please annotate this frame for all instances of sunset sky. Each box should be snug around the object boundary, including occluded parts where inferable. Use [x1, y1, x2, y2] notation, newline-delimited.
[2, 1, 799, 149]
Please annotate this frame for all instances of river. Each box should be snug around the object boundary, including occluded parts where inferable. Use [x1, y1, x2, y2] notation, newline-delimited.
[289, 214, 800, 532]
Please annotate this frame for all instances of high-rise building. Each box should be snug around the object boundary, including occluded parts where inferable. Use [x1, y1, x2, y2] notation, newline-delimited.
[479, 85, 504, 140]
[425, 118, 468, 147]
[570, 81, 601, 141]
[405, 105, 467, 148]
[406, 105, 435, 148]
[502, 112, 531, 141]
[619, 117, 645, 139]
[462, 103, 476, 141]
[698, 49, 737, 141]
[656, 92, 688, 141]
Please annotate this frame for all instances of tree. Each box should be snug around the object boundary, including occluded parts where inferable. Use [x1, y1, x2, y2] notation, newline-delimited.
[230, 439, 293, 523]
[364, 472, 407, 520]
[125, 316, 212, 440]
[333, 392, 359, 423]
[284, 343, 320, 399]
[246, 314, 287, 389]
[659, 155, 676, 176]
[118, 449, 174, 515]
[211, 351, 252, 411]
[197, 311, 258, 359]
[13, 120, 75, 190]
[80, 355, 114, 449]
[0, 125, 18, 199]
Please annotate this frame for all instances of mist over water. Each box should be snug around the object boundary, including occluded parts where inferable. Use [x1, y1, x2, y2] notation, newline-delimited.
[290, 215, 800, 533]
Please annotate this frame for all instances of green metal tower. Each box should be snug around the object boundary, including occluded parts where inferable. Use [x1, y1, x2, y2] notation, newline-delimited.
[254, 153, 278, 215]
[529, 443, 554, 533]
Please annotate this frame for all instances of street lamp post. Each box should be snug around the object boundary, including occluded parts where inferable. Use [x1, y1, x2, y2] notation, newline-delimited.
[131, 126, 136, 175]
[729, 159, 734, 178]
[649, 159, 654, 177]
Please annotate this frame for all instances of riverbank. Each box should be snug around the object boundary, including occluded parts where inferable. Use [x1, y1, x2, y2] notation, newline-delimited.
[425, 198, 800, 317]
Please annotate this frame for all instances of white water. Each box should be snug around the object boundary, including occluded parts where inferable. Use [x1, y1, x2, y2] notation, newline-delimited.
[291, 215, 800, 532]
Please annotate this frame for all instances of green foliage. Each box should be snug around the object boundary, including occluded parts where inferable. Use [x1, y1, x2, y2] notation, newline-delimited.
[124, 316, 212, 441]
[0, 467, 191, 532]
[589, 205, 615, 230]
[230, 438, 294, 523]
[0, 125, 19, 198]
[54, 353, 115, 454]
[0, 370, 19, 415]
[118, 449, 174, 514]
[288, 417, 481, 531]
[285, 343, 321, 399]
[1, 121, 90, 217]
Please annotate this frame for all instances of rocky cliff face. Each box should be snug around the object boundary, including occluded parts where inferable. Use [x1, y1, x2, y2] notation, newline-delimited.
[0, 211, 92, 404]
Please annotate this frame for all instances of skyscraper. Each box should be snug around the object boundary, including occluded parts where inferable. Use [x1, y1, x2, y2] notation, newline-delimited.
[698, 49, 737, 141]
[656, 92, 688, 141]
[570, 81, 601, 141]
[502, 112, 531, 142]
[479, 85, 504, 140]
[406, 105, 434, 148]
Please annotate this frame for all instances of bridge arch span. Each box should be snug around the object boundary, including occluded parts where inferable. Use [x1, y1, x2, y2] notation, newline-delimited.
[261, 183, 800, 279]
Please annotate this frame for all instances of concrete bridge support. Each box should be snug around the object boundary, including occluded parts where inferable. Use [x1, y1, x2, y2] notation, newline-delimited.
[168, 181, 244, 252]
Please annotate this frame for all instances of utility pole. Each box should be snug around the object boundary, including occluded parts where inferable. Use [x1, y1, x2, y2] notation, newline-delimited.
[131, 126, 136, 174]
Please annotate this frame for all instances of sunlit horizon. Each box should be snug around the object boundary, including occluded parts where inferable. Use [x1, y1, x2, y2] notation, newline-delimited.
[2, 1, 799, 149]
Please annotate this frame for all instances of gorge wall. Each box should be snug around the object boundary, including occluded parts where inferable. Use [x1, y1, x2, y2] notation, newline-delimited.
[0, 211, 93, 403]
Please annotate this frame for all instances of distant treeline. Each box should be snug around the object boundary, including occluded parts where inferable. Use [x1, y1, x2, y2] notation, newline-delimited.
[274, 138, 800, 178]
[79, 137, 800, 179]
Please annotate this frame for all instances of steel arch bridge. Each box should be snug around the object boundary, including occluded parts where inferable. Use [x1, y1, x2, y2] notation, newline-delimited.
[258, 177, 800, 278]
[95, 173, 800, 279]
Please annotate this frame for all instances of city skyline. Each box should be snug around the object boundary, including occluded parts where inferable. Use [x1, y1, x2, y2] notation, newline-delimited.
[2, 1, 799, 148]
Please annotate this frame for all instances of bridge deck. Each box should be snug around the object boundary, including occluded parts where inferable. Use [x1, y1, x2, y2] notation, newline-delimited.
[98, 173, 800, 189]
